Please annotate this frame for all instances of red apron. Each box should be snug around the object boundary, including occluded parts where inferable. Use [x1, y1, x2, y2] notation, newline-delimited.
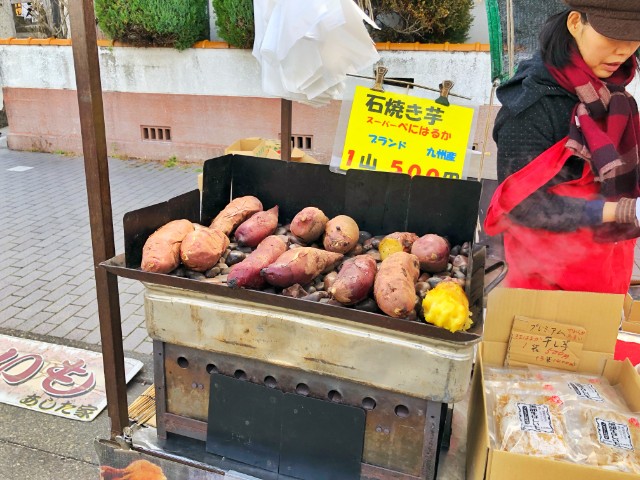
[485, 138, 636, 294]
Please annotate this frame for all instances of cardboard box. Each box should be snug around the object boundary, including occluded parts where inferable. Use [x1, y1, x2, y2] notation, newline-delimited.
[621, 320, 640, 335]
[197, 138, 323, 193]
[622, 289, 640, 334]
[224, 137, 263, 156]
[624, 288, 640, 324]
[225, 137, 321, 164]
[466, 288, 640, 480]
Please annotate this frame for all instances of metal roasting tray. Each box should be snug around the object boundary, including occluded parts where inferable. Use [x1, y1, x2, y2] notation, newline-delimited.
[102, 154, 485, 402]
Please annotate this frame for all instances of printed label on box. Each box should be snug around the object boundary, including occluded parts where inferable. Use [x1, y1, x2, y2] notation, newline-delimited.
[567, 382, 604, 402]
[517, 403, 554, 434]
[595, 418, 634, 451]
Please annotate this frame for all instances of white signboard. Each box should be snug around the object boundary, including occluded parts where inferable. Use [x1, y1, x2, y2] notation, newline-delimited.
[0, 334, 142, 421]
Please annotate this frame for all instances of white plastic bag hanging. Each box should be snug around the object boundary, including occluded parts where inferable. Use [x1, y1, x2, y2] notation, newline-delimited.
[253, 0, 380, 106]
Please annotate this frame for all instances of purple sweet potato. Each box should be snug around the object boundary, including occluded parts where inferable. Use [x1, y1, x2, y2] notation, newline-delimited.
[411, 234, 450, 273]
[141, 219, 194, 273]
[329, 255, 377, 305]
[210, 196, 263, 236]
[180, 228, 230, 272]
[261, 247, 343, 288]
[290, 207, 329, 243]
[323, 215, 359, 254]
[227, 235, 288, 289]
[235, 206, 279, 247]
[373, 252, 420, 318]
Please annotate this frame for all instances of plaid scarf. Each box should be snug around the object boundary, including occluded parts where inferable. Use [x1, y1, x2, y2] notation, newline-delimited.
[547, 52, 640, 199]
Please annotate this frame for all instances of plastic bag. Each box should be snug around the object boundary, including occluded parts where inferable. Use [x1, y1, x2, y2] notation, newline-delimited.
[566, 407, 640, 473]
[252, 0, 380, 106]
[493, 391, 575, 460]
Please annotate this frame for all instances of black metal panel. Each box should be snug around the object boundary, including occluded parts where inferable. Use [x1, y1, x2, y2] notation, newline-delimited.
[229, 156, 347, 224]
[123, 190, 200, 268]
[279, 394, 365, 480]
[206, 373, 283, 472]
[467, 245, 486, 334]
[407, 176, 481, 247]
[201, 155, 233, 226]
[343, 170, 411, 235]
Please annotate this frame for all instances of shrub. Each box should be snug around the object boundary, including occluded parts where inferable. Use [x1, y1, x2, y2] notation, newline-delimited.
[368, 0, 473, 44]
[95, 0, 209, 50]
[212, 0, 254, 49]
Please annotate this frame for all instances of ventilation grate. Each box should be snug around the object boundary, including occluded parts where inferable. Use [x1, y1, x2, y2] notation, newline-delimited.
[290, 134, 313, 150]
[141, 126, 172, 142]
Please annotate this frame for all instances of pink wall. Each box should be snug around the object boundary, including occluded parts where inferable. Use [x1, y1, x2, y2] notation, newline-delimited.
[4, 87, 342, 163]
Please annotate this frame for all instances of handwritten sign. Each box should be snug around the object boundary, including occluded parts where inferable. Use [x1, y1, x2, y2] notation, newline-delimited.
[506, 316, 587, 371]
[339, 85, 474, 178]
[0, 334, 142, 421]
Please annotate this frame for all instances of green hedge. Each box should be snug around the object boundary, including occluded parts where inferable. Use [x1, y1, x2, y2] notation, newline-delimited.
[95, 0, 209, 50]
[212, 0, 254, 49]
[368, 0, 474, 44]
[210, 0, 472, 48]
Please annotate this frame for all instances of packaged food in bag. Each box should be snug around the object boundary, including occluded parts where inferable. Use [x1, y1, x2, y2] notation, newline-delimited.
[494, 392, 575, 460]
[567, 407, 640, 474]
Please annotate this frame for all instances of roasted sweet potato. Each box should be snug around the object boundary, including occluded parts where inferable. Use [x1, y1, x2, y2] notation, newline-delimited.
[100, 459, 166, 480]
[180, 228, 229, 272]
[262, 247, 343, 288]
[290, 207, 329, 243]
[373, 252, 420, 318]
[227, 235, 288, 289]
[235, 206, 279, 247]
[422, 280, 472, 332]
[411, 234, 450, 273]
[323, 215, 359, 254]
[329, 255, 377, 305]
[141, 219, 194, 273]
[210, 196, 263, 236]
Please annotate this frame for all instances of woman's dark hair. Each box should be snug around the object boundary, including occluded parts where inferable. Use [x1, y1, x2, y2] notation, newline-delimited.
[540, 10, 640, 69]
[539, 10, 586, 68]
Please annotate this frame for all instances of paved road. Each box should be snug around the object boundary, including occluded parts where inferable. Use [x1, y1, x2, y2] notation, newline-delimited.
[0, 132, 202, 356]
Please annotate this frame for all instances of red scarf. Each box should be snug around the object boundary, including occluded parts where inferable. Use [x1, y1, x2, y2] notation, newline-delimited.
[546, 52, 640, 199]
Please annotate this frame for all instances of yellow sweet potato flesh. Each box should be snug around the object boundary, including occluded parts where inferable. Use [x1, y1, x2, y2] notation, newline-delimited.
[379, 238, 404, 261]
[422, 281, 472, 332]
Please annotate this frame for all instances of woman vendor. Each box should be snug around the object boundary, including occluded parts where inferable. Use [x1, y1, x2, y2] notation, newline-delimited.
[484, 0, 640, 293]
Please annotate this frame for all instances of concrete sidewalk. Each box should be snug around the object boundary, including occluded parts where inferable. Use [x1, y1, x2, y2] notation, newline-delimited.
[0, 132, 202, 356]
[0, 130, 202, 479]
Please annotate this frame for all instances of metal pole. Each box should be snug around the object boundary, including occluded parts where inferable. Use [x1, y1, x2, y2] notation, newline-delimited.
[68, 0, 129, 438]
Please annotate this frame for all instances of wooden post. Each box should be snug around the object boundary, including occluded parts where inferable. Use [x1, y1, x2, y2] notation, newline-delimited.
[281, 99, 293, 162]
[68, 0, 129, 438]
